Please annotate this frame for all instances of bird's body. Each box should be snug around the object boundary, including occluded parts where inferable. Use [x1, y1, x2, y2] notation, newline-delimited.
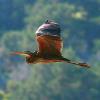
[25, 51, 70, 64]
[12, 20, 90, 68]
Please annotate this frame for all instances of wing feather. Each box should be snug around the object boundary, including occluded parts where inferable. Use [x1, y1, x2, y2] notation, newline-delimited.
[36, 35, 63, 57]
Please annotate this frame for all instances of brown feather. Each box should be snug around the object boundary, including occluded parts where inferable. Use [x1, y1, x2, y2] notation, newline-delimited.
[36, 35, 62, 57]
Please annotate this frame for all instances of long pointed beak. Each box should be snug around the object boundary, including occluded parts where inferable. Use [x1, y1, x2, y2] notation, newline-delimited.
[11, 52, 30, 57]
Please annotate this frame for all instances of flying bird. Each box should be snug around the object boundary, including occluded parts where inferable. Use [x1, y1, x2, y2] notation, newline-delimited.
[12, 20, 90, 68]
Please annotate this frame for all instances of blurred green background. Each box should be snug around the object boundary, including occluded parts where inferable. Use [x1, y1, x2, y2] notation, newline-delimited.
[0, 0, 100, 100]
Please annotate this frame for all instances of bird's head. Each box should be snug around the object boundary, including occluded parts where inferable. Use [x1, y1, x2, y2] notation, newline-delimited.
[11, 51, 38, 64]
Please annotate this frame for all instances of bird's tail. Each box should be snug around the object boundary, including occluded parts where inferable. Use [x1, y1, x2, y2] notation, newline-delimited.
[61, 58, 90, 68]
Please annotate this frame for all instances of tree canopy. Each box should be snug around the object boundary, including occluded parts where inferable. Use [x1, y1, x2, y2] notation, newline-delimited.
[0, 0, 100, 100]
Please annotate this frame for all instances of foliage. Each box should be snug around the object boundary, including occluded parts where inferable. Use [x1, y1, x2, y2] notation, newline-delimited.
[0, 0, 100, 100]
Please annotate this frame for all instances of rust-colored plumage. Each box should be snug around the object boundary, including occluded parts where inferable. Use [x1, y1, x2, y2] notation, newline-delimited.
[12, 20, 90, 68]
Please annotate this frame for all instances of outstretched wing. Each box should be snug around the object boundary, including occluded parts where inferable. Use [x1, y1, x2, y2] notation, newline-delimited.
[35, 20, 62, 57]
[36, 35, 63, 57]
